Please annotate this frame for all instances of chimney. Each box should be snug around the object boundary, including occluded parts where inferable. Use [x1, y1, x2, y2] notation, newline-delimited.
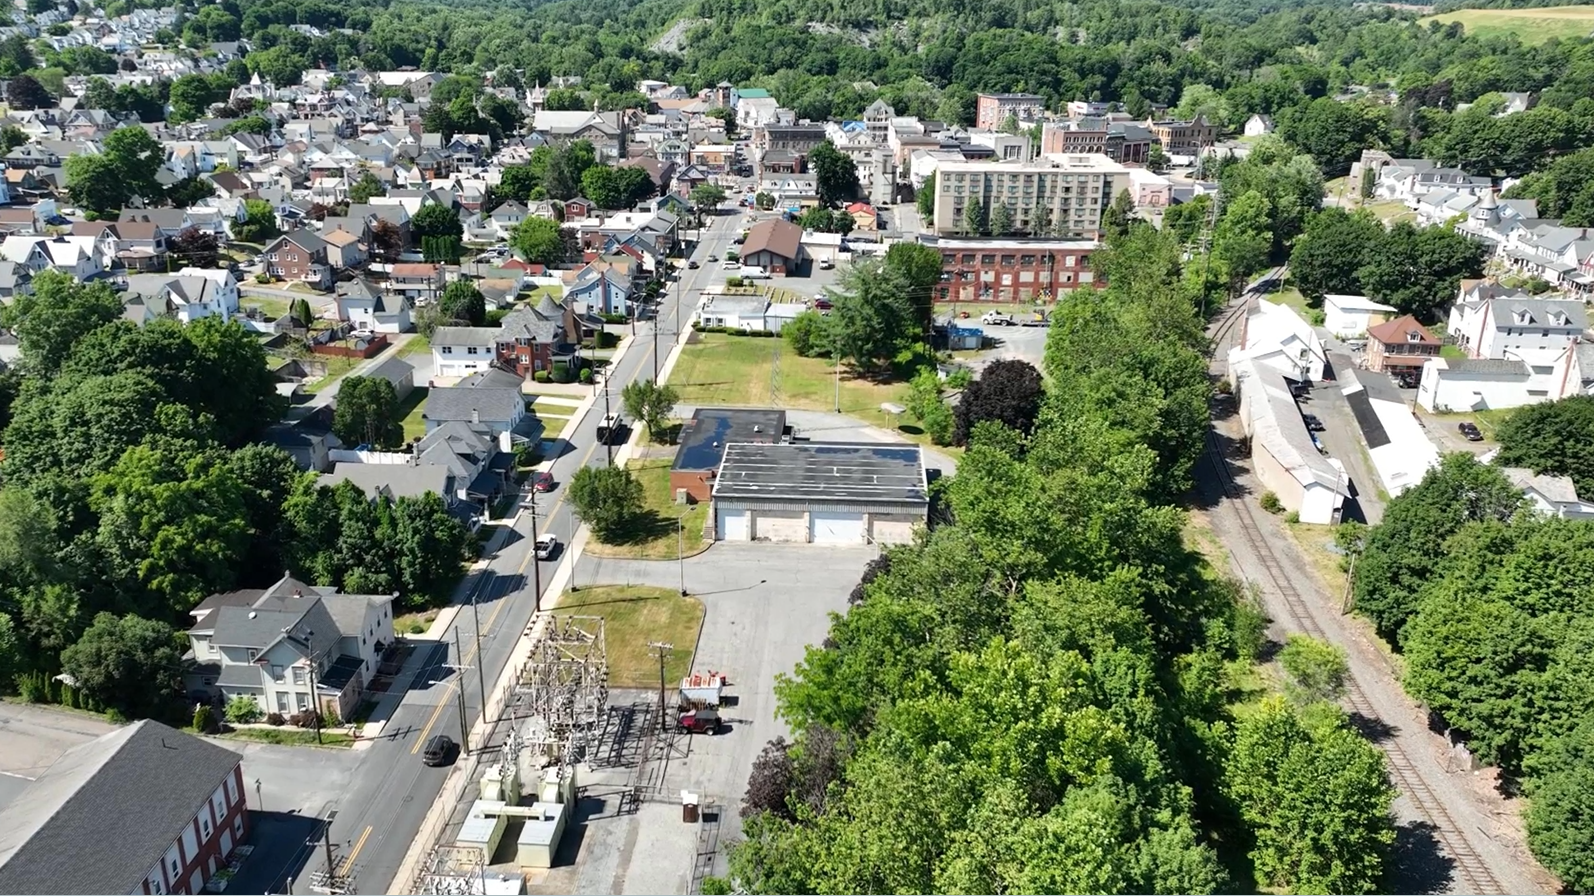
[472, 408, 480, 424]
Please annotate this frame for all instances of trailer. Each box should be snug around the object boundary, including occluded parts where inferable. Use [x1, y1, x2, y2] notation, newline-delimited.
[678, 671, 730, 708]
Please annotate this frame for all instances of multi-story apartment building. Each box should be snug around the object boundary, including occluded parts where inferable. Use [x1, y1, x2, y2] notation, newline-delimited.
[752, 123, 827, 156]
[1066, 100, 1111, 119]
[929, 153, 1131, 240]
[1039, 119, 1154, 164]
[933, 238, 1099, 303]
[975, 92, 1046, 130]
[1148, 115, 1219, 154]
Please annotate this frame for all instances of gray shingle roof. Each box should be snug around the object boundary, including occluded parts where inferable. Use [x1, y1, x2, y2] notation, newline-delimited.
[320, 462, 453, 501]
[424, 386, 524, 425]
[0, 721, 242, 895]
[1444, 358, 1531, 375]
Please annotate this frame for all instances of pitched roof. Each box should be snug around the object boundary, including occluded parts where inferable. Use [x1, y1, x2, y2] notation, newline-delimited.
[1366, 314, 1438, 346]
[423, 385, 524, 425]
[741, 218, 802, 260]
[320, 462, 453, 500]
[0, 721, 242, 895]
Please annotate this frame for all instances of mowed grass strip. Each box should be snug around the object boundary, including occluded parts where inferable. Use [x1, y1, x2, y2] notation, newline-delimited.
[553, 586, 704, 687]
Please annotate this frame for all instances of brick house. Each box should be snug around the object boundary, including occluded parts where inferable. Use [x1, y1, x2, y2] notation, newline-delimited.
[1149, 115, 1219, 154]
[0, 720, 249, 896]
[262, 231, 331, 289]
[935, 238, 1099, 302]
[431, 296, 568, 379]
[1366, 313, 1441, 375]
[975, 92, 1045, 129]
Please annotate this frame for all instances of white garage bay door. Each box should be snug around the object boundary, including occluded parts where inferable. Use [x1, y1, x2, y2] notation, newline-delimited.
[716, 508, 751, 541]
[810, 511, 865, 544]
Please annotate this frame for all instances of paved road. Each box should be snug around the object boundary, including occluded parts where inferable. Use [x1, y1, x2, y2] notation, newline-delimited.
[290, 206, 742, 895]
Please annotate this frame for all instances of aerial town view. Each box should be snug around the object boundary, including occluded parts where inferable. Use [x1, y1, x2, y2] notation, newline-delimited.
[0, 0, 1591, 892]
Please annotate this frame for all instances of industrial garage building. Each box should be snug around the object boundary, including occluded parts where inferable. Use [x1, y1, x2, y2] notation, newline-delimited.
[711, 442, 929, 544]
[671, 408, 789, 502]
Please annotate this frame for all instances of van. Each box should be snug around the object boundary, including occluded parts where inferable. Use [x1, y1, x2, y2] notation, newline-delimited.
[422, 734, 456, 767]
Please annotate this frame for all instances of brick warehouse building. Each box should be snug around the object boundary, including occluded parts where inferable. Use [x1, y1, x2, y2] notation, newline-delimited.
[933, 238, 1100, 303]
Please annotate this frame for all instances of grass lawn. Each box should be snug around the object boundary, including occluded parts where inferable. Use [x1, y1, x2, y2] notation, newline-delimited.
[553, 585, 705, 688]
[243, 295, 291, 319]
[1440, 344, 1468, 361]
[220, 727, 355, 748]
[301, 354, 360, 394]
[1270, 286, 1312, 319]
[1421, 6, 1594, 42]
[397, 387, 429, 443]
[1472, 407, 1516, 439]
[526, 285, 564, 302]
[668, 332, 954, 451]
[1364, 200, 1415, 225]
[394, 607, 441, 635]
[586, 459, 712, 560]
[400, 335, 432, 358]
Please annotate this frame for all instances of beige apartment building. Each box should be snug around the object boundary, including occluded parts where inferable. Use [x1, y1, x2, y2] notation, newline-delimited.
[930, 153, 1131, 239]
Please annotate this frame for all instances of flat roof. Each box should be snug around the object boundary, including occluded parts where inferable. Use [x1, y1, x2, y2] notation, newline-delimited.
[711, 442, 928, 504]
[672, 408, 786, 472]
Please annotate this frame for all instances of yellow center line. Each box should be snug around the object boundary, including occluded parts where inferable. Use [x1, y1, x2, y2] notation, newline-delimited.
[338, 823, 373, 874]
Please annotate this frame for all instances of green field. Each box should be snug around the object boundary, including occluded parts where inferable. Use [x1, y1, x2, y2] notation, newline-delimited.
[553, 586, 704, 687]
[1421, 6, 1594, 43]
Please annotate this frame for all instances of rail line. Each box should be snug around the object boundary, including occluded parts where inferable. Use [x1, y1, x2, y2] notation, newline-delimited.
[1203, 428, 1505, 895]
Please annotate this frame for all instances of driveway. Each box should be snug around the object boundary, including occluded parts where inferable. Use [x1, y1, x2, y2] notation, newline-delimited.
[534, 544, 874, 895]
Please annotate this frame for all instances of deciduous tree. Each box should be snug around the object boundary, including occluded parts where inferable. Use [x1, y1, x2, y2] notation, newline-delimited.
[825, 259, 917, 373]
[953, 359, 1043, 446]
[510, 216, 567, 265]
[568, 465, 644, 542]
[1495, 395, 1594, 497]
[1289, 207, 1385, 302]
[809, 140, 860, 207]
[411, 201, 463, 240]
[61, 612, 182, 717]
[437, 280, 486, 326]
[620, 378, 680, 441]
[0, 272, 122, 375]
[332, 376, 403, 448]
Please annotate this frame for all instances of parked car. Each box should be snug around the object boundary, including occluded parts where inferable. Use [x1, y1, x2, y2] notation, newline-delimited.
[535, 533, 559, 560]
[812, 297, 834, 311]
[422, 734, 457, 767]
[533, 471, 555, 492]
[1302, 413, 1325, 432]
[687, 259, 699, 269]
[1458, 422, 1484, 442]
[677, 709, 723, 735]
[818, 258, 833, 270]
[722, 259, 739, 270]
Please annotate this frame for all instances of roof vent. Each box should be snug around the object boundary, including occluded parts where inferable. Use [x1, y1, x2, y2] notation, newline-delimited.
[292, 589, 303, 598]
[753, 425, 762, 433]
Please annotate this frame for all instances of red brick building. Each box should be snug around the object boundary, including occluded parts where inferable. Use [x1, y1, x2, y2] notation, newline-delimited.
[671, 408, 787, 502]
[975, 93, 1046, 130]
[934, 238, 1100, 303]
[0, 720, 249, 896]
[1367, 313, 1441, 375]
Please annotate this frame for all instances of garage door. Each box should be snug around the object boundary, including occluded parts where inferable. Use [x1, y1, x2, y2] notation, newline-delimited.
[755, 511, 807, 542]
[716, 507, 750, 541]
[810, 511, 865, 544]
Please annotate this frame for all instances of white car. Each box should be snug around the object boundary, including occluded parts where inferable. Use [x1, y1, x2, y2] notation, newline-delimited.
[721, 259, 739, 270]
[535, 534, 558, 560]
[818, 258, 833, 270]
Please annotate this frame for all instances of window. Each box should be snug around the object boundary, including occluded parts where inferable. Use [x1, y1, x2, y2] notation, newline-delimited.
[276, 692, 289, 712]
[441, 346, 454, 354]
[150, 874, 164, 894]
[960, 254, 974, 264]
[1020, 255, 1035, 265]
[270, 665, 284, 682]
[1000, 255, 1015, 265]
[980, 254, 996, 265]
[245, 648, 257, 662]
[292, 667, 305, 686]
[234, 815, 245, 838]
[296, 693, 309, 711]
[199, 813, 212, 840]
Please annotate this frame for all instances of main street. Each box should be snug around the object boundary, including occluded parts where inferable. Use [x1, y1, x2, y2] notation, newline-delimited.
[284, 205, 743, 895]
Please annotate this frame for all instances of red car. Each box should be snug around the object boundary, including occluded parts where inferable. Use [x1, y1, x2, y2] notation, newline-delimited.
[812, 298, 833, 311]
[677, 709, 722, 735]
[533, 472, 555, 492]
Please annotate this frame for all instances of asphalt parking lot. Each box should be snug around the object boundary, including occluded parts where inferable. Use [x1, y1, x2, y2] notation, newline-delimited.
[528, 543, 873, 894]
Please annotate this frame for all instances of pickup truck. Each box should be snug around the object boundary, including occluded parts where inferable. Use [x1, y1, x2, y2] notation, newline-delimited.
[981, 311, 1015, 326]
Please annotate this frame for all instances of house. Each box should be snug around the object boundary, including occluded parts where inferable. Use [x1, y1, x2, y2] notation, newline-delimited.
[697, 294, 777, 332]
[1323, 294, 1398, 339]
[1148, 115, 1219, 155]
[567, 265, 631, 315]
[388, 262, 444, 304]
[431, 298, 565, 379]
[107, 219, 169, 271]
[185, 572, 396, 720]
[1228, 298, 1328, 382]
[563, 197, 596, 220]
[476, 278, 520, 309]
[1243, 114, 1275, 137]
[336, 277, 413, 333]
[363, 355, 416, 401]
[1502, 467, 1594, 520]
[121, 268, 240, 323]
[845, 201, 878, 231]
[671, 409, 787, 503]
[262, 231, 331, 289]
[1549, 337, 1594, 400]
[711, 442, 928, 544]
[1366, 314, 1441, 375]
[739, 218, 804, 275]
[412, 419, 516, 513]
[490, 200, 528, 238]
[1416, 357, 1537, 412]
[1228, 357, 1350, 524]
[0, 235, 104, 280]
[0, 721, 248, 896]
[422, 383, 527, 437]
[321, 228, 366, 270]
[0, 262, 32, 301]
[1447, 294, 1587, 367]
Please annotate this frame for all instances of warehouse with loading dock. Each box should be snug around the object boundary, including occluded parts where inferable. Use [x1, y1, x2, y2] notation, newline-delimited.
[710, 441, 929, 544]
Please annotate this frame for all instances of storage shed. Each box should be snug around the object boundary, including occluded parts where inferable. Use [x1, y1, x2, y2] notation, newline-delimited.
[710, 442, 928, 544]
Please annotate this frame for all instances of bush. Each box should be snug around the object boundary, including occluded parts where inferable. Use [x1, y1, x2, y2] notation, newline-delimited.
[225, 695, 261, 724]
[725, 276, 744, 287]
[551, 362, 573, 384]
[944, 367, 974, 390]
[579, 367, 593, 383]
[783, 310, 831, 358]
[1217, 378, 1234, 395]
[265, 712, 286, 726]
[193, 704, 218, 734]
[254, 273, 271, 284]
[1285, 510, 1300, 524]
[533, 369, 551, 383]
[105, 707, 128, 724]
[1259, 491, 1283, 514]
[600, 312, 628, 324]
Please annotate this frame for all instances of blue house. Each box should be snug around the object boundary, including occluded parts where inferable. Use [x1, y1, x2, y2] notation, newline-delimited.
[567, 266, 632, 316]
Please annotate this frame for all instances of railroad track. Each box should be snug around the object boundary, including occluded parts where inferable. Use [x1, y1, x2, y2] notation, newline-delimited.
[1202, 433, 1506, 894]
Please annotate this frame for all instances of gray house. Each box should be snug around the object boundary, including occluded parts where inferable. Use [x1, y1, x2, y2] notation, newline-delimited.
[422, 383, 528, 437]
[336, 277, 414, 333]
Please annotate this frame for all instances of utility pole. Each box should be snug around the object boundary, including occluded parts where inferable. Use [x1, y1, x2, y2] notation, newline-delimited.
[677, 516, 687, 596]
[469, 576, 485, 710]
[451, 628, 471, 755]
[305, 629, 322, 745]
[528, 493, 543, 608]
[648, 641, 673, 732]
[602, 378, 614, 465]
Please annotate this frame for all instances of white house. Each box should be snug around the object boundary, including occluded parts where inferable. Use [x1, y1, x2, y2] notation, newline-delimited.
[1417, 357, 1541, 413]
[698, 294, 772, 331]
[1, 234, 107, 280]
[1230, 357, 1349, 524]
[1323, 294, 1398, 339]
[1243, 114, 1274, 137]
[1228, 298, 1327, 382]
[122, 268, 240, 324]
[1503, 466, 1594, 520]
[431, 326, 502, 378]
[1549, 338, 1594, 399]
[1447, 294, 1586, 369]
[336, 278, 413, 333]
[185, 573, 395, 720]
